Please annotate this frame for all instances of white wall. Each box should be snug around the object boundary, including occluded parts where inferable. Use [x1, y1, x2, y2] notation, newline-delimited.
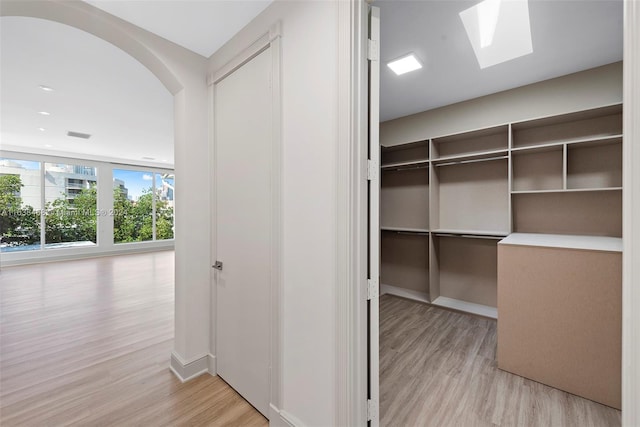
[0, 1, 211, 364]
[381, 62, 623, 146]
[208, 2, 340, 425]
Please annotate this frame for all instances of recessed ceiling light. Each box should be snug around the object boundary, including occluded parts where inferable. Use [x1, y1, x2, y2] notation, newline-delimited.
[39, 85, 54, 92]
[38, 127, 46, 132]
[387, 54, 423, 76]
[38, 111, 51, 116]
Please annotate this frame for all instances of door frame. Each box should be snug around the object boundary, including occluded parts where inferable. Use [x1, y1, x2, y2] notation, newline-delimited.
[341, 2, 640, 426]
[208, 22, 283, 419]
[335, 1, 371, 426]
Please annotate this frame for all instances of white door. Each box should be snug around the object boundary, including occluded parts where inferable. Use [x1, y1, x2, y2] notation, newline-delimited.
[368, 6, 381, 427]
[214, 47, 272, 418]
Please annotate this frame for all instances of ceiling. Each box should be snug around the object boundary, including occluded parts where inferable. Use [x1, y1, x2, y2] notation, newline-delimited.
[0, 1, 272, 166]
[0, 16, 175, 166]
[375, 0, 623, 122]
[0, 0, 624, 165]
[84, 0, 272, 58]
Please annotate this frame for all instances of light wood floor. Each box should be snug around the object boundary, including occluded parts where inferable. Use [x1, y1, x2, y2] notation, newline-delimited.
[0, 251, 267, 427]
[380, 294, 621, 427]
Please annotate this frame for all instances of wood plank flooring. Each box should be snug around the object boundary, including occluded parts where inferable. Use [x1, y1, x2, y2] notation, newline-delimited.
[0, 251, 267, 427]
[380, 294, 621, 427]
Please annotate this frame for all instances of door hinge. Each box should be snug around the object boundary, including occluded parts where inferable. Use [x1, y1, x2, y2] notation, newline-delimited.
[367, 39, 379, 61]
[367, 398, 377, 422]
[367, 278, 379, 300]
[367, 159, 378, 181]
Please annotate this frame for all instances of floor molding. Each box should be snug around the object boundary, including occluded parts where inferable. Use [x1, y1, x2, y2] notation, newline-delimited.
[169, 352, 215, 383]
[268, 404, 304, 427]
[381, 283, 430, 304]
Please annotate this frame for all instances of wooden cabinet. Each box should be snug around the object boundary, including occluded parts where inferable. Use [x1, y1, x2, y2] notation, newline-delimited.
[497, 233, 622, 409]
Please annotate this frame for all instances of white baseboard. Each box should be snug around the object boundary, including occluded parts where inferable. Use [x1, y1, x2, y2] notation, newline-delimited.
[1, 243, 173, 268]
[431, 296, 498, 319]
[380, 283, 430, 304]
[269, 404, 304, 427]
[169, 352, 216, 382]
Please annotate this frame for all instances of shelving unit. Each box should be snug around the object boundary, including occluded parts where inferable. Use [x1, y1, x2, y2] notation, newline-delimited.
[379, 103, 623, 319]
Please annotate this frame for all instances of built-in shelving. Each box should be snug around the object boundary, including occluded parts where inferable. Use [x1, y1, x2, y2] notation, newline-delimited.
[379, 103, 623, 318]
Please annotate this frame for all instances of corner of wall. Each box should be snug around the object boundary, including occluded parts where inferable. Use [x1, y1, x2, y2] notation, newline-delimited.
[169, 351, 215, 383]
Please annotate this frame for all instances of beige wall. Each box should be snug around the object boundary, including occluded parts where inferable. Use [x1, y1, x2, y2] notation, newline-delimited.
[381, 62, 623, 146]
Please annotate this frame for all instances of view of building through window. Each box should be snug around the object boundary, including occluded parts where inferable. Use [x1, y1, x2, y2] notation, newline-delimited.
[113, 168, 174, 243]
[44, 162, 98, 248]
[0, 157, 174, 253]
[155, 172, 175, 241]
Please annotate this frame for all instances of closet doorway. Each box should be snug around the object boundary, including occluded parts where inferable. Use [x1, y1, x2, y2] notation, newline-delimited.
[370, 1, 624, 425]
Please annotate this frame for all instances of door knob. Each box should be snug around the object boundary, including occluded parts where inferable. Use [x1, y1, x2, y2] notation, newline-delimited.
[212, 261, 223, 271]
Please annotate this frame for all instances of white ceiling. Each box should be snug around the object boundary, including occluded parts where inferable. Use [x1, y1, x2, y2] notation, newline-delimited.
[0, 16, 175, 166]
[0, 0, 624, 165]
[84, 0, 272, 58]
[375, 0, 623, 122]
[0, 1, 272, 166]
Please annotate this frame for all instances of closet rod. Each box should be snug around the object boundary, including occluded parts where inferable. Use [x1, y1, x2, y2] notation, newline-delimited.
[434, 233, 504, 240]
[383, 164, 429, 172]
[434, 155, 508, 167]
[395, 231, 430, 236]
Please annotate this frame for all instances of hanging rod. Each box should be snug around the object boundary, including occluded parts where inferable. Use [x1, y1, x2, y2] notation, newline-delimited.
[434, 233, 505, 240]
[382, 164, 430, 172]
[434, 155, 508, 167]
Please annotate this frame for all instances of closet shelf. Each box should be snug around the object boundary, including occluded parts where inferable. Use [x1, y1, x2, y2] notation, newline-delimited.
[511, 134, 622, 152]
[431, 149, 508, 165]
[511, 187, 622, 194]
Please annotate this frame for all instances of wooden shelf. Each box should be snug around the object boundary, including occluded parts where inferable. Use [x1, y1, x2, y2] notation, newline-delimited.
[432, 124, 508, 160]
[512, 104, 622, 148]
[381, 140, 429, 168]
[511, 187, 622, 194]
[510, 134, 623, 153]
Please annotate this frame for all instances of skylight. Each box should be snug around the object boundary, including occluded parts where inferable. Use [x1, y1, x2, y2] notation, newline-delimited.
[460, 0, 533, 69]
[387, 54, 423, 76]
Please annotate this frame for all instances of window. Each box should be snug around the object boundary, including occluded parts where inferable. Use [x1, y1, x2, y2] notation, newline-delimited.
[1, 154, 174, 254]
[113, 169, 173, 243]
[0, 158, 41, 252]
[44, 162, 97, 248]
[155, 172, 174, 240]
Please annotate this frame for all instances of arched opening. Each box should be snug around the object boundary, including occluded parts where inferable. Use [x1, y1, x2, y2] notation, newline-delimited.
[0, 3, 220, 424]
